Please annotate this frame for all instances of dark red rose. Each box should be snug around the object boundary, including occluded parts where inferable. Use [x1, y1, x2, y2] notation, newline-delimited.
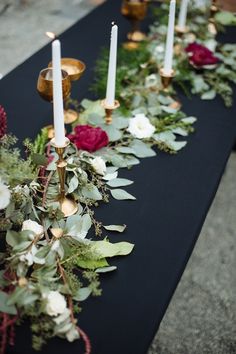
[0, 105, 7, 138]
[67, 125, 109, 152]
[185, 42, 219, 67]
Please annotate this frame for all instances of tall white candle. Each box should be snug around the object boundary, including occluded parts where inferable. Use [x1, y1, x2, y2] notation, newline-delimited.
[105, 23, 118, 107]
[163, 0, 176, 75]
[177, 0, 188, 29]
[52, 39, 66, 147]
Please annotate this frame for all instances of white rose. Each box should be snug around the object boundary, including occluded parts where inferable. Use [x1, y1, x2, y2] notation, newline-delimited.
[22, 219, 44, 238]
[90, 156, 106, 176]
[45, 291, 67, 317]
[127, 114, 155, 139]
[0, 179, 10, 210]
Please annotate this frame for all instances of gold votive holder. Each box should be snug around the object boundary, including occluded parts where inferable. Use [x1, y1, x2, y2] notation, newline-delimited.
[159, 68, 175, 92]
[121, 0, 147, 46]
[50, 137, 78, 217]
[37, 68, 71, 102]
[48, 58, 86, 81]
[101, 99, 120, 125]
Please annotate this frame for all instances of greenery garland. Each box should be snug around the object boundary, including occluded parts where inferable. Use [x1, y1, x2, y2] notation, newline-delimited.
[0, 0, 235, 353]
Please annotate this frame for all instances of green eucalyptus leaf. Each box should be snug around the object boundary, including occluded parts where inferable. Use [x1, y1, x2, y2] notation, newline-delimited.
[130, 139, 156, 158]
[0, 291, 17, 315]
[77, 258, 109, 270]
[66, 214, 92, 240]
[110, 189, 136, 200]
[73, 287, 92, 301]
[90, 240, 134, 258]
[201, 90, 216, 100]
[103, 224, 126, 232]
[107, 178, 133, 188]
[102, 124, 122, 142]
[82, 185, 102, 201]
[67, 175, 79, 194]
[95, 266, 117, 273]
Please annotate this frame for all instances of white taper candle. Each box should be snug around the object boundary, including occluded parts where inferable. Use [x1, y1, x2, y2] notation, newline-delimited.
[163, 0, 176, 76]
[177, 0, 188, 29]
[52, 39, 66, 147]
[105, 23, 118, 107]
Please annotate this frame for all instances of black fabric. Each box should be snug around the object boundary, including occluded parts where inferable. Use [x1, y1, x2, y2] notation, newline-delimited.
[1, 1, 236, 353]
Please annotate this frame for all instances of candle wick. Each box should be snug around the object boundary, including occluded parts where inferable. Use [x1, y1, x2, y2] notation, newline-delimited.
[111, 21, 116, 26]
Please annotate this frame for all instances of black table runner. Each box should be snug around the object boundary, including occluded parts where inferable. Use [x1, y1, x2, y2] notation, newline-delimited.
[1, 1, 236, 353]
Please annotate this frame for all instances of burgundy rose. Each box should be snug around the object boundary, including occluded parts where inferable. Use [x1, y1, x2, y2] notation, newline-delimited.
[0, 105, 7, 138]
[68, 125, 109, 152]
[185, 42, 219, 68]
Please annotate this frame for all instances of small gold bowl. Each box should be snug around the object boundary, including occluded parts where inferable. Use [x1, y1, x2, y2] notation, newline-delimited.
[48, 58, 86, 81]
[37, 68, 71, 102]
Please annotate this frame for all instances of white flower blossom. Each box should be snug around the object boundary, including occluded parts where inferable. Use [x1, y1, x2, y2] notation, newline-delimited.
[45, 291, 67, 317]
[90, 156, 106, 176]
[127, 114, 155, 139]
[0, 179, 10, 210]
[22, 219, 44, 239]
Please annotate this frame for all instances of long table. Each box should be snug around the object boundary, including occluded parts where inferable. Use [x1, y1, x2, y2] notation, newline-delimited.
[1, 1, 236, 353]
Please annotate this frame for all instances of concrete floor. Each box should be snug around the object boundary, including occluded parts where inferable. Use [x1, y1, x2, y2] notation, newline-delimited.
[0, 1, 235, 353]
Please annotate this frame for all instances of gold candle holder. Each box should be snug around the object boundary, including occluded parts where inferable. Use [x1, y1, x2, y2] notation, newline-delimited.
[175, 25, 189, 39]
[208, 0, 218, 35]
[101, 100, 120, 125]
[50, 137, 78, 217]
[159, 68, 175, 92]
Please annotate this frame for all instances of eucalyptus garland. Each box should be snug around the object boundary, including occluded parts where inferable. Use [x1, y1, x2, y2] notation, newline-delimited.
[0, 0, 234, 353]
[93, 2, 236, 107]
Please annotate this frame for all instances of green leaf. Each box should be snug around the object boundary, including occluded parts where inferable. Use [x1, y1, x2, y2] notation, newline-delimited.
[103, 224, 126, 232]
[110, 189, 136, 200]
[82, 185, 102, 201]
[0, 291, 17, 315]
[201, 90, 216, 100]
[112, 116, 129, 129]
[95, 266, 117, 273]
[66, 214, 92, 240]
[6, 230, 19, 247]
[7, 287, 26, 306]
[73, 287, 92, 301]
[181, 117, 197, 124]
[102, 124, 122, 142]
[115, 147, 135, 154]
[215, 11, 236, 26]
[91, 240, 134, 258]
[106, 178, 133, 188]
[130, 139, 156, 158]
[77, 258, 109, 270]
[67, 175, 79, 194]
[167, 140, 187, 151]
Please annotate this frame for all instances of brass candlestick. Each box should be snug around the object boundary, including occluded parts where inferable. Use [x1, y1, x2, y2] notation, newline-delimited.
[208, 0, 218, 35]
[50, 137, 78, 217]
[159, 68, 175, 92]
[101, 100, 120, 125]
